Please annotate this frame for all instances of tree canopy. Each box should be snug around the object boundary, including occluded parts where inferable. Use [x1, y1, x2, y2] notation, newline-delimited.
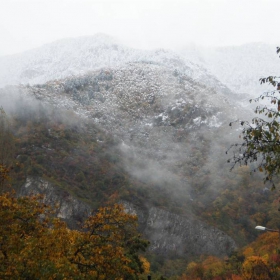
[0, 166, 149, 279]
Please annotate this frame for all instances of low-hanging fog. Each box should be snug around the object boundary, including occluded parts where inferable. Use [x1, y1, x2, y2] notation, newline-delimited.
[0, 0, 280, 232]
[0, 43, 260, 215]
[2, 2, 280, 276]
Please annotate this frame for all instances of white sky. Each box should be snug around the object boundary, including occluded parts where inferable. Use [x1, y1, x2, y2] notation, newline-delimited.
[0, 0, 279, 56]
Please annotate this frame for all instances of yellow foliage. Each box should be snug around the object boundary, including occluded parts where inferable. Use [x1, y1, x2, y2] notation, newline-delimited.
[201, 256, 225, 278]
[0, 192, 149, 279]
[242, 256, 270, 280]
[185, 261, 204, 280]
[243, 247, 254, 258]
[186, 261, 198, 272]
[139, 256, 150, 273]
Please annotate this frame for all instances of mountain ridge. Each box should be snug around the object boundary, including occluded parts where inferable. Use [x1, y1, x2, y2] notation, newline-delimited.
[0, 34, 231, 100]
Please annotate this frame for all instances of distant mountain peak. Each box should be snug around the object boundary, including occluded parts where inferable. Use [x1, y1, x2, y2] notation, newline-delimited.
[0, 35, 228, 97]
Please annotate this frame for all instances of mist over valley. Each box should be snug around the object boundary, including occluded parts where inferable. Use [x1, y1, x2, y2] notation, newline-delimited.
[1, 34, 280, 278]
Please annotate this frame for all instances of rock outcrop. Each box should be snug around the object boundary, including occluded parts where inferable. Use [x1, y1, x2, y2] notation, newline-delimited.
[20, 177, 91, 228]
[123, 201, 236, 258]
[20, 177, 236, 258]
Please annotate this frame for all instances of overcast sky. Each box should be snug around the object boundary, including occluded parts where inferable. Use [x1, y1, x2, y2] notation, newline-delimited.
[0, 0, 279, 56]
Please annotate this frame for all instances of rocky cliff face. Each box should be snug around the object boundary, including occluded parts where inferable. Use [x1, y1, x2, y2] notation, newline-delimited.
[20, 177, 91, 228]
[20, 177, 236, 258]
[123, 201, 236, 258]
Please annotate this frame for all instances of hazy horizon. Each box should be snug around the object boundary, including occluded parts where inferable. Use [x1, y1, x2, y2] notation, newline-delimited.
[0, 0, 279, 56]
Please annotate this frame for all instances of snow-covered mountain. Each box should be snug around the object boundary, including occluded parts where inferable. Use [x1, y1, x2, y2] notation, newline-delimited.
[0, 35, 261, 256]
[0, 52, 245, 257]
[179, 43, 280, 98]
[2, 35, 279, 110]
[0, 34, 230, 97]
[3, 59, 247, 205]
[0, 34, 254, 197]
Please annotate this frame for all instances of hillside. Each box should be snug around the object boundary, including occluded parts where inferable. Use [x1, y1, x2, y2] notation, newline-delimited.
[8, 61, 245, 204]
[2, 58, 270, 241]
[2, 83, 239, 261]
[1, 35, 280, 277]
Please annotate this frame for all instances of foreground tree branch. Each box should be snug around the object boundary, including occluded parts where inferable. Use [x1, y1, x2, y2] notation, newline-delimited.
[228, 47, 280, 189]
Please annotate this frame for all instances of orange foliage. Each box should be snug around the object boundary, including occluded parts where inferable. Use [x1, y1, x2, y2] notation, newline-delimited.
[242, 256, 271, 280]
[0, 192, 149, 279]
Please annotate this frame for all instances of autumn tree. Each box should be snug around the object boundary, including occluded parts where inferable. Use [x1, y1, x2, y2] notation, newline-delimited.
[240, 232, 280, 280]
[0, 169, 149, 279]
[69, 204, 149, 279]
[228, 47, 280, 189]
[180, 232, 280, 280]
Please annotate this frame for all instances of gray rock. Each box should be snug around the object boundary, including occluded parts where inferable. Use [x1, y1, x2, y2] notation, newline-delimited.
[121, 201, 236, 258]
[20, 177, 236, 258]
[20, 177, 91, 227]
